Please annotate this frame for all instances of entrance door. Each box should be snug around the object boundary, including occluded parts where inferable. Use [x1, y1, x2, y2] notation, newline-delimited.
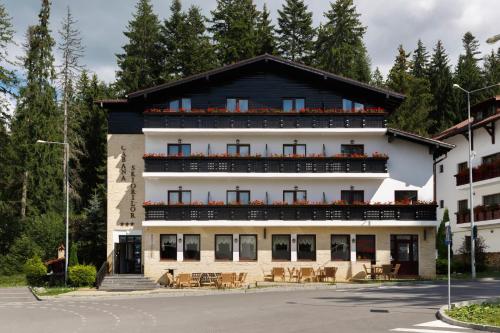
[114, 235, 142, 274]
[390, 235, 418, 275]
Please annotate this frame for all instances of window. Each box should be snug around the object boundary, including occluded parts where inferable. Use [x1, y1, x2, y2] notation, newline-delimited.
[331, 235, 350, 261]
[283, 143, 306, 156]
[215, 235, 233, 261]
[458, 199, 468, 212]
[342, 99, 364, 112]
[354, 102, 364, 111]
[439, 165, 444, 173]
[282, 98, 305, 112]
[167, 143, 191, 156]
[483, 153, 500, 165]
[227, 143, 250, 156]
[440, 200, 444, 209]
[272, 235, 291, 260]
[483, 193, 500, 206]
[227, 98, 248, 112]
[160, 234, 177, 260]
[464, 235, 471, 252]
[183, 234, 200, 260]
[341, 144, 364, 155]
[227, 189, 250, 204]
[169, 98, 191, 112]
[168, 190, 191, 204]
[341, 190, 364, 204]
[356, 235, 376, 263]
[395, 190, 418, 204]
[239, 235, 257, 261]
[457, 162, 468, 173]
[283, 188, 307, 204]
[297, 235, 316, 261]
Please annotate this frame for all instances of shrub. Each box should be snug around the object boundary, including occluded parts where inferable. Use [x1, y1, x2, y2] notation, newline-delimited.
[24, 256, 47, 286]
[69, 243, 79, 266]
[68, 265, 96, 287]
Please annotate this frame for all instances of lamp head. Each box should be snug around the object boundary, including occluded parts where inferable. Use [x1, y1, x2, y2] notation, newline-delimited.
[452, 84, 460, 89]
[36, 140, 46, 143]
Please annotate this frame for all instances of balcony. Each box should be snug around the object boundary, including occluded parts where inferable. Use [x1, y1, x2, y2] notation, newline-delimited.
[456, 205, 500, 224]
[455, 160, 500, 186]
[143, 155, 388, 174]
[143, 111, 387, 129]
[144, 204, 436, 221]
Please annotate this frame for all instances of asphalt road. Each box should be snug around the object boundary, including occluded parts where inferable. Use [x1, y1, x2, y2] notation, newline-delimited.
[0, 281, 498, 333]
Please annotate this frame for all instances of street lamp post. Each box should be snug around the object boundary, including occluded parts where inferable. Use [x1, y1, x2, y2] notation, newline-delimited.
[36, 139, 69, 285]
[452, 82, 500, 279]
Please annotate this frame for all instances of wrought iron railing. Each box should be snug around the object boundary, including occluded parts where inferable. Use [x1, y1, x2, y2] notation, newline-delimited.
[144, 156, 388, 173]
[456, 206, 500, 224]
[144, 204, 436, 221]
[143, 113, 387, 129]
[455, 161, 500, 186]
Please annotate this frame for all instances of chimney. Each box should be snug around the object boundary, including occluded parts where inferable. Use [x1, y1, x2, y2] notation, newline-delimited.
[57, 244, 65, 259]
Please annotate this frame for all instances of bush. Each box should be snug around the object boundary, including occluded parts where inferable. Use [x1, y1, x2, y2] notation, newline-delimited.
[436, 258, 448, 274]
[68, 265, 96, 287]
[24, 256, 47, 286]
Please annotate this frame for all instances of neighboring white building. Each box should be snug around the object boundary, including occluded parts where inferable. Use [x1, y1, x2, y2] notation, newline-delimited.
[103, 55, 453, 283]
[435, 96, 500, 269]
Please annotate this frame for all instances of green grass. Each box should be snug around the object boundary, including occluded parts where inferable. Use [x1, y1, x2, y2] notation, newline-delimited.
[436, 270, 500, 280]
[0, 274, 27, 287]
[34, 287, 76, 296]
[446, 303, 500, 327]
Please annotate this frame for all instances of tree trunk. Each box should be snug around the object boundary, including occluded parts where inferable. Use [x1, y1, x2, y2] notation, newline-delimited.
[21, 170, 28, 218]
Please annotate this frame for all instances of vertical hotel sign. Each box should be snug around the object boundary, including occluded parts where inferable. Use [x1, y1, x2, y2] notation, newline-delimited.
[120, 145, 136, 226]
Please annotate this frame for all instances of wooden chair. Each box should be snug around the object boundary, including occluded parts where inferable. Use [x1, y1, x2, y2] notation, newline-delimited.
[363, 264, 372, 279]
[175, 273, 191, 288]
[382, 265, 392, 280]
[299, 267, 316, 282]
[234, 272, 247, 288]
[288, 267, 299, 282]
[272, 267, 285, 282]
[190, 273, 202, 287]
[389, 264, 401, 280]
[323, 267, 337, 283]
[217, 273, 236, 289]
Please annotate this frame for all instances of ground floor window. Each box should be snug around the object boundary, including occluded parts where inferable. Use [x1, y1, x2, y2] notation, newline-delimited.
[331, 235, 350, 261]
[272, 235, 291, 260]
[215, 234, 233, 260]
[239, 234, 257, 261]
[160, 234, 177, 260]
[183, 234, 200, 260]
[356, 235, 376, 263]
[297, 235, 316, 260]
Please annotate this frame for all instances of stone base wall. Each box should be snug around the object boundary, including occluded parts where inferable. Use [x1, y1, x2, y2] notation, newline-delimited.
[486, 252, 500, 270]
[142, 226, 436, 284]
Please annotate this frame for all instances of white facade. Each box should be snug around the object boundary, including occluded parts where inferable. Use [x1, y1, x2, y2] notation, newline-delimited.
[436, 118, 500, 254]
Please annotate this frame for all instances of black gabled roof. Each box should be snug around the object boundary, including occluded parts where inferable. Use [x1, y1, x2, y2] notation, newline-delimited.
[126, 54, 405, 104]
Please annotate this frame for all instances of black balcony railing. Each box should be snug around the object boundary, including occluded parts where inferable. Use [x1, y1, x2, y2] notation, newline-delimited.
[455, 160, 500, 186]
[143, 113, 387, 129]
[144, 156, 388, 173]
[144, 204, 436, 221]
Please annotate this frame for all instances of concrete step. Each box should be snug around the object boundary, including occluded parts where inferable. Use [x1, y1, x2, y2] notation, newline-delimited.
[99, 275, 158, 291]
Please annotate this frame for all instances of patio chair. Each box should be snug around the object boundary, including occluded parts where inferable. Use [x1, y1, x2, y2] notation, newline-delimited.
[389, 264, 401, 280]
[217, 273, 236, 289]
[381, 265, 392, 280]
[165, 272, 174, 287]
[190, 273, 202, 287]
[288, 267, 299, 282]
[175, 273, 192, 288]
[234, 272, 247, 288]
[299, 267, 316, 282]
[363, 264, 372, 279]
[323, 267, 338, 283]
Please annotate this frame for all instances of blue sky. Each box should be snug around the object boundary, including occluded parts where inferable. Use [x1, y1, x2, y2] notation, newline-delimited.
[3, 0, 500, 85]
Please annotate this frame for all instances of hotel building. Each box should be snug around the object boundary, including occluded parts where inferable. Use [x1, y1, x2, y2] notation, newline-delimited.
[101, 55, 453, 284]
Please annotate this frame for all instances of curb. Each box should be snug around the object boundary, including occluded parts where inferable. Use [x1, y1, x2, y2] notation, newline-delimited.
[437, 297, 500, 332]
[27, 287, 42, 301]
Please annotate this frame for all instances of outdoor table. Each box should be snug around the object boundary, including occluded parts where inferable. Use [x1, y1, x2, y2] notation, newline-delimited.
[370, 265, 383, 279]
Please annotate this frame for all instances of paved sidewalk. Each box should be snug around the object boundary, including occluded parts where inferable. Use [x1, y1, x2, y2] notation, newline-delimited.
[0, 287, 37, 304]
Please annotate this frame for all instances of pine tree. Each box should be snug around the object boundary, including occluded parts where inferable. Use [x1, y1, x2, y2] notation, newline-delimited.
[483, 48, 500, 95]
[436, 209, 449, 260]
[428, 40, 455, 133]
[454, 32, 485, 120]
[386, 45, 411, 94]
[209, 0, 260, 65]
[180, 6, 217, 76]
[115, 0, 162, 94]
[10, 0, 62, 217]
[315, 0, 370, 82]
[0, 3, 17, 120]
[255, 4, 276, 55]
[412, 39, 429, 79]
[370, 67, 385, 88]
[160, 0, 186, 80]
[276, 0, 315, 63]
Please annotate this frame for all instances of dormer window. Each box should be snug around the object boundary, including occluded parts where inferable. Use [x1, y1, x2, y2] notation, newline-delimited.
[227, 98, 248, 112]
[283, 98, 305, 112]
[169, 98, 191, 112]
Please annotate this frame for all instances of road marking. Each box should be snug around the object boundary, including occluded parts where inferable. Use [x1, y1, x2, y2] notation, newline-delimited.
[391, 329, 468, 333]
[414, 320, 469, 329]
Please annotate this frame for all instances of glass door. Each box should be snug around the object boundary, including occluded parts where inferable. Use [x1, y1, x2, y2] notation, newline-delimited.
[115, 235, 142, 274]
[390, 235, 418, 275]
